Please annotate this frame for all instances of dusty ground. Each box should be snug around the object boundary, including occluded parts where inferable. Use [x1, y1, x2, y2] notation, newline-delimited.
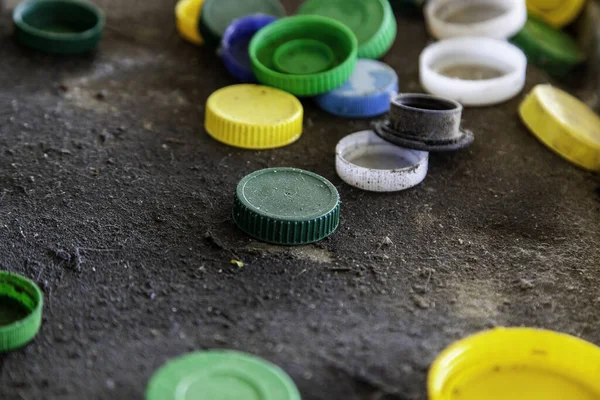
[0, 1, 599, 399]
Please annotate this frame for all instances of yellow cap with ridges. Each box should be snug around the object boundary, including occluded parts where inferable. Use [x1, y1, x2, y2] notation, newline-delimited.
[175, 0, 204, 45]
[519, 84, 600, 172]
[526, 0, 586, 28]
[205, 84, 303, 150]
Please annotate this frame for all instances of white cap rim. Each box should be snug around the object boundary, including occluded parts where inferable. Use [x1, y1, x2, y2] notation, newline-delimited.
[335, 130, 429, 192]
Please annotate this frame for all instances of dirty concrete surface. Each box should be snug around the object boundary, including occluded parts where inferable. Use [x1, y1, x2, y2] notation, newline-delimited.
[0, 1, 599, 399]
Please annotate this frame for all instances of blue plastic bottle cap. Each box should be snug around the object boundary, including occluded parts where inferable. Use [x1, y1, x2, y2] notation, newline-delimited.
[222, 14, 278, 83]
[315, 59, 398, 118]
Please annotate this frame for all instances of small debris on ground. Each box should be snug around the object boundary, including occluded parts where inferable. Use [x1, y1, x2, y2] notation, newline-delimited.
[518, 278, 535, 290]
[95, 90, 107, 100]
[48, 248, 84, 272]
[412, 294, 430, 309]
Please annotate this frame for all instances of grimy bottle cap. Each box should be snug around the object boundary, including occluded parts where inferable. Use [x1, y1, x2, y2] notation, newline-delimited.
[233, 168, 340, 245]
[336, 130, 429, 192]
[375, 93, 474, 152]
[198, 0, 285, 48]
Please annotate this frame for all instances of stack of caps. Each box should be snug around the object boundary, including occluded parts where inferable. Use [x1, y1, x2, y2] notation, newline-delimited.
[203, 0, 401, 151]
[247, 0, 398, 101]
[195, 0, 398, 94]
[420, 0, 587, 103]
[335, 93, 474, 193]
[421, 0, 528, 106]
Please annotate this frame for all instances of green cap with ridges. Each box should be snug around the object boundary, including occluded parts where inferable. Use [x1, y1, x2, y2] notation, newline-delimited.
[297, 0, 396, 59]
[198, 0, 286, 48]
[249, 15, 358, 96]
[511, 17, 585, 78]
[0, 271, 43, 352]
[233, 168, 340, 245]
[146, 350, 301, 400]
[13, 0, 104, 55]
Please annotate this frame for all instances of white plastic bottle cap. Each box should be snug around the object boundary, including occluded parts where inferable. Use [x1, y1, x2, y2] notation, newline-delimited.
[425, 0, 527, 40]
[335, 130, 429, 192]
[419, 36, 527, 107]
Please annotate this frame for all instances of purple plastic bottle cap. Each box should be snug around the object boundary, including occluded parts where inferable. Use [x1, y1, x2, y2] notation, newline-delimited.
[222, 14, 278, 83]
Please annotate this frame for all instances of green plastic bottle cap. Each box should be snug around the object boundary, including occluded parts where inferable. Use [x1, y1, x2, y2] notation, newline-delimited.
[297, 0, 397, 59]
[511, 17, 585, 78]
[13, 0, 104, 55]
[0, 271, 43, 352]
[233, 168, 340, 245]
[146, 350, 301, 400]
[198, 0, 286, 48]
[249, 15, 358, 96]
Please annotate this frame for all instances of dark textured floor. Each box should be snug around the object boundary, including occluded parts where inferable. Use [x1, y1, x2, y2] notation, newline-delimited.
[0, 1, 599, 399]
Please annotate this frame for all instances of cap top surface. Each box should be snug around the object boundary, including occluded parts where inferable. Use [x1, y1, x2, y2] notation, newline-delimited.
[337, 59, 397, 96]
[146, 351, 300, 400]
[208, 85, 302, 126]
[238, 168, 339, 221]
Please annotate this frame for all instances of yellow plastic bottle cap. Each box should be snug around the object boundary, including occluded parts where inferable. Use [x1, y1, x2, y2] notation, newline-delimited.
[429, 328, 600, 400]
[519, 84, 600, 172]
[526, 0, 586, 28]
[205, 84, 303, 150]
[175, 0, 204, 45]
